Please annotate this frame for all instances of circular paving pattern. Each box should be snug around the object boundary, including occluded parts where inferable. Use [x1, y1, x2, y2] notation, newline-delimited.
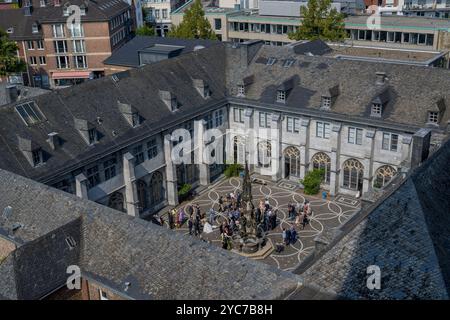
[162, 177, 359, 272]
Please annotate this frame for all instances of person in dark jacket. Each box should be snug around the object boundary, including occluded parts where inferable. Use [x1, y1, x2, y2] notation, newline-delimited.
[188, 217, 193, 235]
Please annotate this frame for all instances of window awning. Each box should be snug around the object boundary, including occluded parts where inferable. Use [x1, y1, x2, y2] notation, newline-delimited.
[52, 71, 91, 79]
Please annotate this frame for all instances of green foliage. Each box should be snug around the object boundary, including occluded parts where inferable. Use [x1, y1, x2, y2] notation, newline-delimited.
[178, 183, 192, 201]
[224, 163, 243, 178]
[288, 0, 346, 42]
[168, 0, 217, 40]
[300, 169, 325, 195]
[136, 25, 155, 36]
[0, 29, 25, 76]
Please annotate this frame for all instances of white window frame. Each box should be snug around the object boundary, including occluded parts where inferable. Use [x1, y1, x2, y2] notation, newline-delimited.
[259, 112, 270, 128]
[382, 132, 399, 152]
[276, 90, 286, 103]
[52, 24, 65, 38]
[428, 111, 439, 124]
[348, 127, 363, 145]
[316, 121, 331, 139]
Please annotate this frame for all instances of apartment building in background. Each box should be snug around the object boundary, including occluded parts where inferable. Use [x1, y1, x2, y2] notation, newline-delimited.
[142, 0, 188, 36]
[0, 0, 134, 88]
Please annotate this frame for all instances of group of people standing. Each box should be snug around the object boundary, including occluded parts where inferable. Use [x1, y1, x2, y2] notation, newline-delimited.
[167, 204, 205, 237]
[287, 200, 312, 229]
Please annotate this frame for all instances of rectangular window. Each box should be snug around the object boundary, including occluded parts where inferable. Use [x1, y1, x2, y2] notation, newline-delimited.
[56, 56, 69, 69]
[215, 18, 222, 30]
[39, 56, 46, 65]
[214, 109, 223, 127]
[103, 158, 117, 180]
[29, 56, 37, 65]
[276, 90, 286, 103]
[73, 40, 85, 53]
[348, 127, 363, 145]
[382, 133, 399, 152]
[70, 23, 84, 37]
[54, 40, 67, 53]
[27, 41, 34, 50]
[259, 112, 270, 128]
[147, 139, 158, 159]
[53, 24, 65, 38]
[73, 55, 87, 68]
[88, 128, 97, 144]
[204, 113, 213, 130]
[32, 149, 42, 166]
[316, 121, 331, 139]
[233, 107, 244, 123]
[162, 9, 168, 19]
[237, 85, 245, 96]
[86, 165, 100, 189]
[37, 40, 44, 50]
[286, 117, 300, 133]
[133, 145, 145, 165]
[99, 289, 108, 301]
[371, 103, 382, 116]
[428, 111, 439, 123]
[321, 96, 331, 109]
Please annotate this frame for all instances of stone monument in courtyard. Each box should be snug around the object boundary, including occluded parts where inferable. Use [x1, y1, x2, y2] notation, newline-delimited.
[232, 161, 269, 255]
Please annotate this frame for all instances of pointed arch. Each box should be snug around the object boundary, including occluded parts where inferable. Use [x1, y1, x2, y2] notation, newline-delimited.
[311, 152, 331, 184]
[342, 158, 364, 191]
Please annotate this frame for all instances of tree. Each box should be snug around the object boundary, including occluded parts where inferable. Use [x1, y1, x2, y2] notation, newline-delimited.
[168, 0, 216, 40]
[300, 169, 325, 195]
[288, 0, 346, 42]
[136, 25, 155, 36]
[0, 29, 25, 76]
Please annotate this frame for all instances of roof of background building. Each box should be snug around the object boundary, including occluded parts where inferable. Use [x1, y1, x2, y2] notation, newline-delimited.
[0, 0, 129, 40]
[299, 137, 450, 299]
[0, 168, 305, 300]
[103, 36, 219, 67]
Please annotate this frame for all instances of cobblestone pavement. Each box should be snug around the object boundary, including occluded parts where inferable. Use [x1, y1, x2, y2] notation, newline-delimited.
[160, 177, 360, 272]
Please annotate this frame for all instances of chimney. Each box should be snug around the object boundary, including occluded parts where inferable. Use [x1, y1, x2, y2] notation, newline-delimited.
[159, 90, 178, 111]
[238, 40, 264, 68]
[47, 132, 60, 150]
[376, 72, 387, 85]
[5, 85, 19, 104]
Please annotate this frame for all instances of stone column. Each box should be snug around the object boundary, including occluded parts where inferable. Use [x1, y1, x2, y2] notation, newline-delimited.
[362, 158, 371, 195]
[123, 152, 139, 217]
[195, 119, 210, 186]
[299, 119, 310, 179]
[164, 134, 179, 206]
[75, 173, 88, 199]
[244, 108, 255, 170]
[270, 113, 282, 182]
[329, 124, 342, 196]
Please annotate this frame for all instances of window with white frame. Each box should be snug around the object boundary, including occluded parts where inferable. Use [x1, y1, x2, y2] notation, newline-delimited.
[428, 111, 439, 124]
[348, 127, 363, 145]
[237, 85, 245, 96]
[54, 40, 67, 53]
[286, 116, 300, 133]
[371, 103, 382, 117]
[29, 56, 37, 65]
[56, 55, 69, 69]
[37, 40, 44, 49]
[26, 40, 34, 50]
[321, 96, 331, 109]
[233, 107, 244, 123]
[204, 113, 213, 130]
[99, 289, 108, 300]
[259, 112, 270, 128]
[73, 40, 85, 53]
[52, 24, 65, 38]
[73, 55, 87, 69]
[147, 139, 158, 159]
[39, 56, 46, 65]
[316, 121, 331, 139]
[382, 132, 399, 152]
[214, 109, 223, 127]
[276, 90, 286, 103]
[70, 23, 84, 37]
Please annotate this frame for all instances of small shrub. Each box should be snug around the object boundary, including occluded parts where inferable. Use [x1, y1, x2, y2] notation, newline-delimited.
[224, 163, 243, 178]
[300, 169, 325, 195]
[178, 183, 192, 201]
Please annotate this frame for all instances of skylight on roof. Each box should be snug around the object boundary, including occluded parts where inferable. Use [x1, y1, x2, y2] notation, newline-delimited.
[266, 57, 277, 66]
[15, 101, 46, 126]
[283, 59, 295, 68]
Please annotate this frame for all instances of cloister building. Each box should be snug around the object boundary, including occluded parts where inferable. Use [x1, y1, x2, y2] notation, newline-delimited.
[0, 40, 448, 218]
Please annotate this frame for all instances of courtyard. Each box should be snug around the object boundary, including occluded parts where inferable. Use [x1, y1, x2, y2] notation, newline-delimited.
[160, 176, 360, 272]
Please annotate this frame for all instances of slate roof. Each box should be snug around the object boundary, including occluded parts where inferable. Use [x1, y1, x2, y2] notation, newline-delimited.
[103, 36, 219, 68]
[0, 43, 227, 182]
[0, 0, 129, 40]
[0, 168, 303, 300]
[299, 138, 450, 300]
[229, 43, 450, 129]
[0, 83, 49, 107]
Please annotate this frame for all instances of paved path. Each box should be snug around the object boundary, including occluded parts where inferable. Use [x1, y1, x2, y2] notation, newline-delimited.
[160, 177, 360, 272]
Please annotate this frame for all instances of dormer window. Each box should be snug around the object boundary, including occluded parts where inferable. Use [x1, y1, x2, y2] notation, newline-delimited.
[88, 128, 97, 144]
[40, 0, 46, 7]
[6, 27, 14, 34]
[428, 111, 439, 124]
[193, 79, 210, 99]
[32, 23, 39, 34]
[237, 85, 245, 97]
[32, 148, 43, 166]
[371, 103, 382, 117]
[132, 112, 141, 127]
[321, 96, 331, 109]
[277, 90, 286, 103]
